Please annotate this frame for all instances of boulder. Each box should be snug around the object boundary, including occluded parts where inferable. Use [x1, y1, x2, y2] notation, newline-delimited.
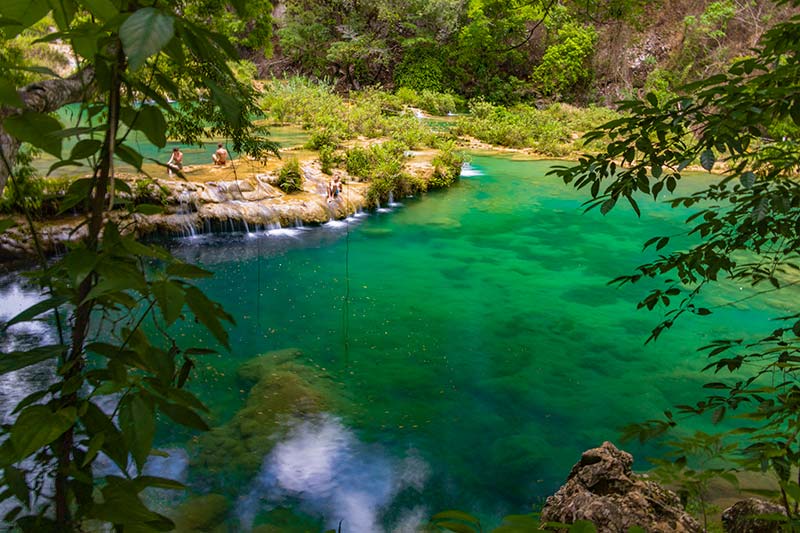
[721, 498, 787, 533]
[540, 441, 700, 532]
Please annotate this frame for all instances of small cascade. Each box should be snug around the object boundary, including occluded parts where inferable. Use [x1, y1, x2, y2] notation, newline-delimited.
[459, 162, 483, 177]
[176, 192, 198, 238]
[387, 191, 402, 208]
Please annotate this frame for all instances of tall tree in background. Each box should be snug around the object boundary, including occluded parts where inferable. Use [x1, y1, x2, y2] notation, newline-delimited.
[0, 2, 273, 530]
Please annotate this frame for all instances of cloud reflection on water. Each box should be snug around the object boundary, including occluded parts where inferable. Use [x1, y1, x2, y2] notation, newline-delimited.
[238, 414, 430, 532]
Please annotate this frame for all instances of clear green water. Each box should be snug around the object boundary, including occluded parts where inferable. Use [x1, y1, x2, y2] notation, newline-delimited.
[34, 105, 309, 176]
[142, 154, 797, 531]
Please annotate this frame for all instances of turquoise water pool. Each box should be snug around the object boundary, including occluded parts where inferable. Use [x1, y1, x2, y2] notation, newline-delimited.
[133, 154, 796, 530]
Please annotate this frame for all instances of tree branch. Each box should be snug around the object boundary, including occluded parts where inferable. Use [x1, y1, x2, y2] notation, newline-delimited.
[0, 67, 95, 195]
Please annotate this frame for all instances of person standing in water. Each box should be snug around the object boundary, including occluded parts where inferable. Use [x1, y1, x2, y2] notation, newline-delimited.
[167, 147, 183, 177]
[212, 143, 229, 166]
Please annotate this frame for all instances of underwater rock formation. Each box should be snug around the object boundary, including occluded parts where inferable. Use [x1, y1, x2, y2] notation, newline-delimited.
[192, 348, 344, 485]
[540, 441, 700, 532]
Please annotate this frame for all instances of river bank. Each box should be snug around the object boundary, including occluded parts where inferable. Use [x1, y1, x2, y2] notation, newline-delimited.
[0, 144, 449, 263]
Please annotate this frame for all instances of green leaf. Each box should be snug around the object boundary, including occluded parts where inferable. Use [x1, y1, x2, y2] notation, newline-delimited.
[0, 344, 64, 375]
[166, 262, 213, 279]
[569, 520, 598, 533]
[133, 203, 165, 215]
[10, 405, 76, 459]
[0, 79, 22, 107]
[80, 432, 105, 467]
[137, 105, 167, 148]
[91, 478, 165, 525]
[120, 7, 175, 71]
[3, 466, 29, 508]
[740, 171, 755, 188]
[152, 280, 184, 326]
[184, 286, 230, 348]
[47, 0, 77, 30]
[119, 394, 155, 470]
[132, 475, 185, 492]
[700, 149, 715, 171]
[206, 79, 242, 127]
[115, 143, 144, 170]
[600, 198, 616, 215]
[2, 111, 63, 158]
[159, 402, 209, 431]
[78, 0, 119, 21]
[3, 296, 66, 331]
[70, 139, 102, 160]
[0, 0, 50, 36]
[0, 219, 16, 234]
[81, 401, 128, 472]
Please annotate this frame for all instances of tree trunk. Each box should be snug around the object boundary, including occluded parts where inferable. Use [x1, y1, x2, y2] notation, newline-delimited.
[0, 67, 95, 196]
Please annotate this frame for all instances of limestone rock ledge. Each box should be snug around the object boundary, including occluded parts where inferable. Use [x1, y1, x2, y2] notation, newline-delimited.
[0, 159, 404, 263]
[540, 441, 701, 532]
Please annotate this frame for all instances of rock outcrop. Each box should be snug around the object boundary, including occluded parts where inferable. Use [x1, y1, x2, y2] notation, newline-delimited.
[540, 441, 700, 532]
[721, 498, 787, 533]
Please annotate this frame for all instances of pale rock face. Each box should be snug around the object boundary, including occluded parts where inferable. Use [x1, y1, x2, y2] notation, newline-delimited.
[540, 441, 701, 532]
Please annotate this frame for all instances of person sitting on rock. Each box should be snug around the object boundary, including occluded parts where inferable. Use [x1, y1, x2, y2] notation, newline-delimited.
[327, 175, 342, 202]
[212, 143, 229, 166]
[167, 147, 183, 177]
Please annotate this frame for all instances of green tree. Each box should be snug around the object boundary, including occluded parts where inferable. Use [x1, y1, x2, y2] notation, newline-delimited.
[551, 1, 800, 525]
[0, 1, 272, 531]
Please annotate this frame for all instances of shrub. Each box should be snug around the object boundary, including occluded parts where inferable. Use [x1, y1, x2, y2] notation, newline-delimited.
[430, 141, 465, 189]
[305, 128, 340, 150]
[319, 145, 337, 175]
[133, 177, 170, 205]
[0, 148, 44, 215]
[531, 22, 598, 98]
[277, 157, 304, 193]
[455, 100, 621, 156]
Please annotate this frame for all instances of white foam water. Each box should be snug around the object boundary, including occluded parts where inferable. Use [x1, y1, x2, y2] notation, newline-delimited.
[460, 163, 483, 177]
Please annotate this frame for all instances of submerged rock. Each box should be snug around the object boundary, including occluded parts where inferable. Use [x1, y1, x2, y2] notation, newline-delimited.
[193, 348, 344, 484]
[721, 498, 787, 533]
[540, 441, 700, 532]
[172, 493, 230, 532]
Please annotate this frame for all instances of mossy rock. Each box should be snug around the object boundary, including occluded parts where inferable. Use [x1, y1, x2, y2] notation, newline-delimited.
[193, 350, 345, 484]
[236, 347, 303, 384]
[172, 493, 230, 532]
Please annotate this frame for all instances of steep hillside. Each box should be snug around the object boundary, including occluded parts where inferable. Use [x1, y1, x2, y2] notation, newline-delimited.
[592, 0, 798, 103]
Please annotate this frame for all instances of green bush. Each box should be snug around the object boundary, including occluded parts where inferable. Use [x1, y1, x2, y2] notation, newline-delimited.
[277, 157, 304, 193]
[532, 22, 598, 98]
[0, 148, 44, 215]
[319, 145, 337, 175]
[305, 128, 340, 150]
[394, 47, 445, 93]
[455, 100, 620, 156]
[133, 177, 170, 205]
[430, 141, 465, 189]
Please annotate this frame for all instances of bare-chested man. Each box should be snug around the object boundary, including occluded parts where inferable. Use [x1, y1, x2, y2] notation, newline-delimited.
[212, 143, 229, 166]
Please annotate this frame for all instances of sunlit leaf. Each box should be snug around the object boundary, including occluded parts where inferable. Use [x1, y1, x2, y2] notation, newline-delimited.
[120, 7, 175, 71]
